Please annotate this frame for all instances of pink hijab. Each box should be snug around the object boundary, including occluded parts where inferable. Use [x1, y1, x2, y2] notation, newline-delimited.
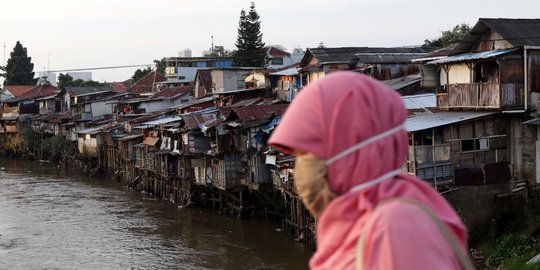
[269, 72, 467, 269]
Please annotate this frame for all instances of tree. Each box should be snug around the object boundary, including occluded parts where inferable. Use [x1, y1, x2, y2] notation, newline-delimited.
[233, 2, 266, 67]
[204, 45, 229, 57]
[131, 66, 152, 82]
[57, 73, 74, 89]
[154, 59, 166, 75]
[57, 73, 104, 89]
[2, 41, 37, 86]
[423, 23, 472, 48]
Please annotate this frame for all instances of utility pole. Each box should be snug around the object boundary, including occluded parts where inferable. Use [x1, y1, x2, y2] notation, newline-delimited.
[3, 41, 6, 66]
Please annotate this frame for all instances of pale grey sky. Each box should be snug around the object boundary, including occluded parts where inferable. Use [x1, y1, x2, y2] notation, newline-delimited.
[1, 0, 539, 82]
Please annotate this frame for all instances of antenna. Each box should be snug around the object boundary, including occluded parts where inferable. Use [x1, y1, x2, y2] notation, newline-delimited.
[47, 52, 50, 71]
[211, 35, 214, 55]
[3, 41, 6, 66]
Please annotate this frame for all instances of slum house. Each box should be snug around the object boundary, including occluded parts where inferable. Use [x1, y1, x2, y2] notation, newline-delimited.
[132, 115, 183, 200]
[112, 90, 187, 124]
[299, 47, 364, 84]
[229, 104, 289, 190]
[107, 80, 132, 93]
[139, 86, 192, 112]
[193, 68, 264, 98]
[62, 86, 117, 112]
[75, 123, 115, 158]
[244, 69, 272, 89]
[164, 56, 233, 80]
[31, 111, 72, 137]
[0, 84, 60, 134]
[1, 85, 36, 101]
[126, 71, 166, 96]
[268, 66, 301, 101]
[350, 47, 434, 81]
[181, 108, 218, 186]
[265, 45, 299, 69]
[68, 91, 119, 140]
[424, 18, 540, 185]
[178, 90, 272, 185]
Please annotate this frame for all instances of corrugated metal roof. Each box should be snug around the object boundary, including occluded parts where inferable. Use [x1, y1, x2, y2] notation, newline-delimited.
[304, 47, 435, 65]
[354, 53, 428, 64]
[233, 104, 289, 121]
[67, 86, 116, 97]
[182, 109, 218, 129]
[405, 111, 497, 132]
[270, 67, 299, 76]
[76, 124, 111, 135]
[402, 93, 436, 110]
[134, 115, 182, 129]
[455, 18, 540, 54]
[382, 74, 422, 90]
[428, 48, 517, 65]
[118, 134, 143, 141]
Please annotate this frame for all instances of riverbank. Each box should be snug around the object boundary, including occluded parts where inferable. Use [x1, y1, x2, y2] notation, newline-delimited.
[0, 131, 317, 248]
[4, 131, 540, 269]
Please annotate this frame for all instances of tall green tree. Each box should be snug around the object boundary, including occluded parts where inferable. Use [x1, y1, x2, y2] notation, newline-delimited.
[233, 2, 266, 67]
[2, 41, 37, 85]
[423, 23, 472, 48]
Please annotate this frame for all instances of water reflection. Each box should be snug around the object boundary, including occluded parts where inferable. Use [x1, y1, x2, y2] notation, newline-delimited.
[0, 159, 311, 269]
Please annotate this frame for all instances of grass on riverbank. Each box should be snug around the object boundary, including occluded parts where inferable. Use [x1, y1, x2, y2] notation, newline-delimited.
[469, 189, 540, 269]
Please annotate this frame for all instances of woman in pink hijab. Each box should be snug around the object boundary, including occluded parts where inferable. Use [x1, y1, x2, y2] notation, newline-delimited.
[268, 72, 472, 270]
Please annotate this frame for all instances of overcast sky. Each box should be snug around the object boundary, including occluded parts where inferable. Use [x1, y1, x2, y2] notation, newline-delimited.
[1, 0, 539, 83]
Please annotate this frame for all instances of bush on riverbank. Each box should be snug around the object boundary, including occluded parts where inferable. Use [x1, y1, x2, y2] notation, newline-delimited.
[470, 189, 540, 269]
[41, 134, 78, 163]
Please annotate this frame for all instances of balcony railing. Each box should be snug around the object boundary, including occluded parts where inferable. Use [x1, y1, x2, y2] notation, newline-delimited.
[437, 82, 524, 110]
[39, 107, 54, 115]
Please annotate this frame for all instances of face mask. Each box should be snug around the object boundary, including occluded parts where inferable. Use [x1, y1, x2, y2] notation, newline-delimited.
[293, 124, 405, 218]
[294, 156, 336, 218]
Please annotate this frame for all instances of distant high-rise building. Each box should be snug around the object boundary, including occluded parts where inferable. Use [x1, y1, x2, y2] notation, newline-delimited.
[67, 72, 92, 81]
[178, 49, 192, 58]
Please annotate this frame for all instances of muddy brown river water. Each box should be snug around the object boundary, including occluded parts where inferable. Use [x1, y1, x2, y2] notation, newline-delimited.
[0, 158, 311, 269]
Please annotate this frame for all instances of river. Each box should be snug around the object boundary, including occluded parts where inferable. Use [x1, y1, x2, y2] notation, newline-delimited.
[0, 158, 312, 269]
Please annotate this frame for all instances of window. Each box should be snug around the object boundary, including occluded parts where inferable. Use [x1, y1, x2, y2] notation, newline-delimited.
[271, 58, 283, 65]
[460, 138, 490, 152]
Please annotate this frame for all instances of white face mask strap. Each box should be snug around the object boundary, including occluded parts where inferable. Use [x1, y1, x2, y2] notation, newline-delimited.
[349, 169, 402, 193]
[325, 124, 405, 166]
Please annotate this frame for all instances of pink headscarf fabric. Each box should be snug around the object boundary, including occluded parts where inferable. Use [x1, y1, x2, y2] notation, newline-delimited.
[269, 72, 467, 269]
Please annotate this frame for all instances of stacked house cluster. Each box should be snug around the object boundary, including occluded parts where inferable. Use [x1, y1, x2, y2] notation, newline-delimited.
[2, 18, 540, 242]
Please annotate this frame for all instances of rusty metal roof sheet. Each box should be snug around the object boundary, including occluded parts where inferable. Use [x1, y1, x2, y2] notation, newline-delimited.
[182, 109, 218, 129]
[233, 104, 289, 121]
[405, 111, 497, 132]
[143, 136, 159, 145]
